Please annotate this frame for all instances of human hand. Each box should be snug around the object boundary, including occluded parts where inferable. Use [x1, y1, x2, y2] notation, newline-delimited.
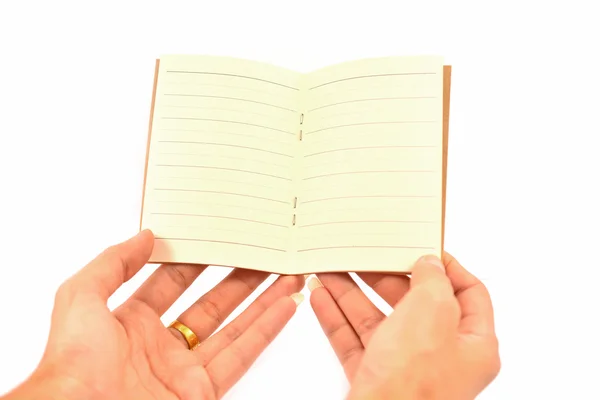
[3, 230, 305, 400]
[309, 252, 500, 400]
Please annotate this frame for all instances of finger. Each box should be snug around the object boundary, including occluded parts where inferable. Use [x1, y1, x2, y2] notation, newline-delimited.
[63, 230, 154, 301]
[410, 254, 454, 295]
[205, 294, 302, 398]
[443, 251, 495, 336]
[316, 273, 385, 345]
[309, 277, 364, 380]
[196, 274, 305, 364]
[123, 263, 207, 316]
[397, 255, 460, 335]
[356, 272, 411, 306]
[169, 269, 270, 346]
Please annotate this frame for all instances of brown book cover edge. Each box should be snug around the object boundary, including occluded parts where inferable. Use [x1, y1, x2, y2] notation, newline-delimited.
[442, 65, 451, 251]
[139, 59, 160, 231]
[138, 59, 452, 271]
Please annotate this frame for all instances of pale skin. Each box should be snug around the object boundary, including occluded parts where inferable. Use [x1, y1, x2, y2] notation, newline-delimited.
[310, 254, 501, 400]
[1, 230, 499, 400]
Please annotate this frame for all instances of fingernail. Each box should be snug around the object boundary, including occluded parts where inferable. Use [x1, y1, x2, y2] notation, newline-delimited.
[139, 229, 154, 238]
[308, 277, 323, 292]
[303, 274, 311, 281]
[417, 254, 445, 270]
[290, 292, 304, 306]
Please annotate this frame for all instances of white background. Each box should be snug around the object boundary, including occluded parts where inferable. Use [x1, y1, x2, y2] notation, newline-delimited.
[1, 1, 599, 399]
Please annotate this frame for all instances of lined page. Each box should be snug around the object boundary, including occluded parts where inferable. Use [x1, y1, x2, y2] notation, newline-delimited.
[294, 56, 444, 273]
[141, 55, 301, 272]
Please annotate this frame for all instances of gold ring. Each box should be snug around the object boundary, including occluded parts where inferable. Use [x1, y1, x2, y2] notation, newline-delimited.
[168, 320, 199, 350]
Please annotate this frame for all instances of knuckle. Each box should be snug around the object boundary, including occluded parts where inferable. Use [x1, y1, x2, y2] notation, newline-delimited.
[53, 342, 94, 365]
[339, 345, 363, 370]
[415, 378, 441, 400]
[483, 336, 502, 377]
[415, 283, 460, 319]
[100, 247, 128, 278]
[468, 336, 501, 382]
[354, 314, 383, 337]
[333, 284, 357, 303]
[420, 282, 455, 306]
[195, 297, 224, 326]
[102, 244, 121, 261]
[414, 376, 438, 399]
[252, 296, 269, 316]
[163, 264, 189, 289]
[254, 322, 277, 346]
[488, 352, 502, 378]
[228, 341, 251, 371]
[122, 298, 154, 318]
[323, 320, 347, 341]
[55, 280, 76, 305]
[222, 323, 244, 344]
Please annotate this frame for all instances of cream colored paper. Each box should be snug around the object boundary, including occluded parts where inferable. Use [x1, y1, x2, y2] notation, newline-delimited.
[292, 57, 444, 273]
[140, 55, 445, 274]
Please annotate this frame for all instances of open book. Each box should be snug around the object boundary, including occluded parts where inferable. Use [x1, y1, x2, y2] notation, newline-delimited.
[139, 55, 451, 275]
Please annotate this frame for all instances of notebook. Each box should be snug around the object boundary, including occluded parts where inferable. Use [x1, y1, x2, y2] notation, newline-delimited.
[139, 55, 451, 275]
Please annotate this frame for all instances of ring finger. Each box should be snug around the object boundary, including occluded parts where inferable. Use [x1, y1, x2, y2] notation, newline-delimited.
[169, 268, 270, 346]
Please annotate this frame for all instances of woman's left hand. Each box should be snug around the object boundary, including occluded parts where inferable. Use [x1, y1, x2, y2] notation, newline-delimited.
[3, 230, 305, 400]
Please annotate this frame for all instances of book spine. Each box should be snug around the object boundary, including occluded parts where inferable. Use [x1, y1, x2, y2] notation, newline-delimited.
[293, 113, 304, 226]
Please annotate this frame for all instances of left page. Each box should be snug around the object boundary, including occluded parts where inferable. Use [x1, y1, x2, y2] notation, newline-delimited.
[140, 55, 302, 273]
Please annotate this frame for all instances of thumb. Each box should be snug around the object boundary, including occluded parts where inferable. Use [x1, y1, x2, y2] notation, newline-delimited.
[383, 255, 460, 344]
[58, 230, 155, 303]
[410, 254, 452, 292]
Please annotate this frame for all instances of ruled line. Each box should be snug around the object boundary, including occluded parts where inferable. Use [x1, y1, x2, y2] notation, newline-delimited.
[163, 94, 297, 112]
[298, 220, 435, 228]
[303, 170, 434, 181]
[298, 207, 430, 216]
[313, 83, 438, 98]
[307, 97, 436, 112]
[304, 145, 436, 158]
[165, 71, 299, 91]
[151, 212, 288, 228]
[300, 195, 435, 205]
[296, 233, 427, 239]
[163, 82, 279, 96]
[306, 128, 439, 145]
[305, 121, 436, 135]
[155, 176, 282, 190]
[303, 153, 435, 168]
[309, 72, 436, 90]
[157, 153, 289, 168]
[297, 245, 435, 252]
[155, 237, 286, 252]
[157, 141, 293, 158]
[153, 200, 289, 215]
[155, 164, 291, 181]
[153, 226, 282, 239]
[153, 188, 289, 204]
[160, 117, 295, 135]
[161, 105, 289, 121]
[157, 128, 292, 146]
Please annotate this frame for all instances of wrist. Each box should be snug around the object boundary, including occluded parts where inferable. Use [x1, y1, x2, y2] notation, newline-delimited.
[347, 384, 395, 400]
[2, 366, 95, 400]
[347, 374, 427, 400]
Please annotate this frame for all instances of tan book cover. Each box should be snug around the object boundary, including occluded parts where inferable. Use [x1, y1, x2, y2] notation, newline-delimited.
[139, 56, 451, 275]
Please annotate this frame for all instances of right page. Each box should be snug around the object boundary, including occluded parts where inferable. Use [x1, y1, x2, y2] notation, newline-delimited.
[293, 56, 444, 273]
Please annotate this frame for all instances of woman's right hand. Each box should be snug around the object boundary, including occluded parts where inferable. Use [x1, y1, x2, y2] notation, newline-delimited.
[309, 252, 500, 400]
